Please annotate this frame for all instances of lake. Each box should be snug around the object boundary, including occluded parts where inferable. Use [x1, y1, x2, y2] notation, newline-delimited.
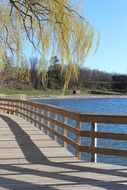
[32, 97, 127, 165]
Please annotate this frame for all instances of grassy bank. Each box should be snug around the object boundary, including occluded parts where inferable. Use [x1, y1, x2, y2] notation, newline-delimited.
[0, 88, 123, 97]
[0, 88, 63, 96]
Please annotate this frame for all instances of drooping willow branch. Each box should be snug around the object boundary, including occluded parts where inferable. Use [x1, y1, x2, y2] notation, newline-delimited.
[0, 0, 97, 90]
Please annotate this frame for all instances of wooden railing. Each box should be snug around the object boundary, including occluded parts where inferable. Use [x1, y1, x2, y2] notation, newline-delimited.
[0, 98, 127, 162]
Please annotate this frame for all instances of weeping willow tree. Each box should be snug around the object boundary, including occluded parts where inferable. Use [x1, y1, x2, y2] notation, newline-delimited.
[0, 0, 97, 90]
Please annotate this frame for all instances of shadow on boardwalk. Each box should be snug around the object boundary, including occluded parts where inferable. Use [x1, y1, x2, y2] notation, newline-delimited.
[0, 114, 127, 190]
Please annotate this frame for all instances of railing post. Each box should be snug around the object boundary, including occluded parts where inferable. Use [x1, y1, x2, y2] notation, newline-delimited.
[47, 111, 50, 135]
[41, 109, 44, 131]
[25, 103, 27, 119]
[20, 102, 22, 118]
[53, 113, 57, 141]
[44, 110, 48, 134]
[91, 122, 97, 163]
[25, 103, 28, 120]
[30, 106, 34, 124]
[38, 108, 42, 130]
[27, 104, 30, 122]
[2, 100, 4, 113]
[15, 102, 19, 116]
[29, 106, 32, 123]
[76, 120, 80, 160]
[0, 100, 1, 112]
[36, 108, 39, 128]
[34, 107, 37, 127]
[63, 116, 67, 148]
[12, 101, 14, 115]
[23, 103, 25, 119]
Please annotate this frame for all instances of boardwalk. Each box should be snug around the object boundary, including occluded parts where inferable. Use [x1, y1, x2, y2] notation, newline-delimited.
[0, 113, 127, 190]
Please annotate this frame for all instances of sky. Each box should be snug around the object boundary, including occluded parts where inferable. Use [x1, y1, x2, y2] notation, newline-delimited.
[82, 0, 127, 74]
[24, 1, 127, 74]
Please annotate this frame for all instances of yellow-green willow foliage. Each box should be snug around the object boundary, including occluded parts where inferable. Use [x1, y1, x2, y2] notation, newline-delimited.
[0, 0, 96, 89]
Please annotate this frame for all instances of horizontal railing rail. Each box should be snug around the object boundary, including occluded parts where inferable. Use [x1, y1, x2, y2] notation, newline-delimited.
[0, 98, 127, 162]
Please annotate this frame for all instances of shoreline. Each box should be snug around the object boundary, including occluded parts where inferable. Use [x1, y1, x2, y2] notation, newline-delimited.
[29, 94, 127, 100]
[0, 93, 127, 100]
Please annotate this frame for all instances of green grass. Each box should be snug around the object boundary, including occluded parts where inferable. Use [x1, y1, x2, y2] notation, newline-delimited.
[89, 89, 122, 95]
[0, 88, 123, 97]
[0, 88, 63, 96]
[79, 88, 122, 96]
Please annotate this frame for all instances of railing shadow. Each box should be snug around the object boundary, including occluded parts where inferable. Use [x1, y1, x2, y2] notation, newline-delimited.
[0, 114, 48, 164]
[0, 114, 127, 190]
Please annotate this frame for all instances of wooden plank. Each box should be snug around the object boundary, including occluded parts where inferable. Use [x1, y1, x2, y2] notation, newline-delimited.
[80, 130, 127, 140]
[79, 145, 127, 157]
[0, 112, 127, 190]
[1, 98, 127, 161]
[0, 112, 78, 150]
[79, 113, 127, 124]
[29, 109, 78, 133]
[0, 104, 78, 134]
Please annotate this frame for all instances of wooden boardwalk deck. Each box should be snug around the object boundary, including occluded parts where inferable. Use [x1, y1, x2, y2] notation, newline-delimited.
[0, 113, 127, 190]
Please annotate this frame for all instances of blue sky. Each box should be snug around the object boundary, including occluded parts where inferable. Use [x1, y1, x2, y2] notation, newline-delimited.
[25, 1, 127, 74]
[83, 0, 127, 74]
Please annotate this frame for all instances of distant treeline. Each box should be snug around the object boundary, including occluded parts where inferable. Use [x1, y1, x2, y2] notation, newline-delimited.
[78, 68, 127, 93]
[0, 56, 127, 93]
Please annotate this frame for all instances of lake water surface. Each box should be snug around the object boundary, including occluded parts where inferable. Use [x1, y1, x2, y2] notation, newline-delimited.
[32, 97, 127, 165]
[33, 97, 127, 114]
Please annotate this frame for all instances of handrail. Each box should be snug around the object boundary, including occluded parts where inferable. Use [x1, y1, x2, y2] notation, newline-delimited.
[0, 98, 127, 162]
